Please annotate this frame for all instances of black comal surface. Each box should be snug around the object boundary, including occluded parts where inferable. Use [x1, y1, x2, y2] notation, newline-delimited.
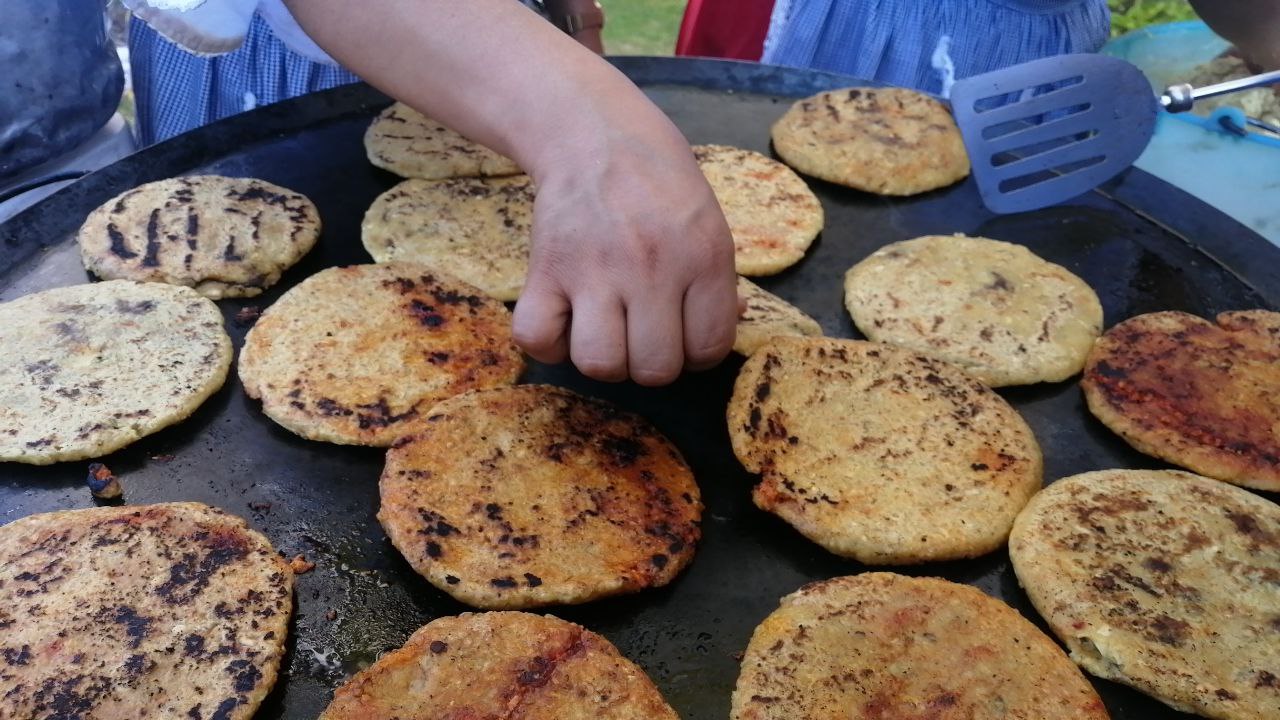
[1, 59, 1278, 719]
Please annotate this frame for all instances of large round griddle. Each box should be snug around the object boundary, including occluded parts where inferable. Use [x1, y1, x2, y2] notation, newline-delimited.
[1, 58, 1277, 720]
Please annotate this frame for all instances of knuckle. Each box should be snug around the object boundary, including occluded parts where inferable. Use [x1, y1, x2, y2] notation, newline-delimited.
[631, 364, 681, 387]
[512, 325, 549, 352]
[686, 334, 734, 367]
[578, 361, 629, 383]
[573, 350, 628, 382]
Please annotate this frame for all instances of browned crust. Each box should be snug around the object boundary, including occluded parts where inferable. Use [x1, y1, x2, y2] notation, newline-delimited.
[363, 102, 521, 180]
[77, 175, 320, 299]
[770, 87, 970, 196]
[1082, 310, 1280, 491]
[378, 385, 702, 608]
[731, 573, 1109, 720]
[238, 263, 525, 447]
[360, 176, 534, 301]
[727, 337, 1042, 564]
[320, 612, 679, 719]
[1010, 470, 1280, 719]
[0, 503, 293, 720]
[692, 144, 824, 276]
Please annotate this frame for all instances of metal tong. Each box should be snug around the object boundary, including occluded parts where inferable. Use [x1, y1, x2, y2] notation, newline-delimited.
[1161, 69, 1280, 134]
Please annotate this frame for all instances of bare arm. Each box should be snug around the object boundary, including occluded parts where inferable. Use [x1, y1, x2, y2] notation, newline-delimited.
[1188, 0, 1280, 69]
[283, 0, 737, 385]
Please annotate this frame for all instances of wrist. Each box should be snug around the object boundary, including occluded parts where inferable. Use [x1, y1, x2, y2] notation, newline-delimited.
[519, 72, 689, 182]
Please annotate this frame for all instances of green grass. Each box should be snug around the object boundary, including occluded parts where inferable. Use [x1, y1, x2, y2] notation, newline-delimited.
[601, 0, 685, 55]
[1109, 0, 1197, 37]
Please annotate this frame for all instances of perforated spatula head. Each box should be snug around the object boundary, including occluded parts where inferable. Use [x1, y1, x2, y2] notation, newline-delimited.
[949, 53, 1158, 214]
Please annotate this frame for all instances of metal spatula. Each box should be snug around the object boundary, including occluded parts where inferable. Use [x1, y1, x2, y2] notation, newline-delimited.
[949, 54, 1158, 214]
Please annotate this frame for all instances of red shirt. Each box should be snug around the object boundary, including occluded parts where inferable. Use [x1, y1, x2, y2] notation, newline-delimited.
[675, 0, 776, 61]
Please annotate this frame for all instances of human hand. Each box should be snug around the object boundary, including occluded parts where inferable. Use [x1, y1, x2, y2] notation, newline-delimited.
[572, 28, 604, 54]
[512, 128, 738, 386]
[1188, 0, 1280, 70]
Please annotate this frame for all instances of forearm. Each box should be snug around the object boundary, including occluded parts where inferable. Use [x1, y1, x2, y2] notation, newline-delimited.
[1188, 0, 1280, 69]
[283, 0, 676, 180]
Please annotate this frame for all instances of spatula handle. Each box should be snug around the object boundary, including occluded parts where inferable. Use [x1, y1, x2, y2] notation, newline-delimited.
[1162, 69, 1280, 112]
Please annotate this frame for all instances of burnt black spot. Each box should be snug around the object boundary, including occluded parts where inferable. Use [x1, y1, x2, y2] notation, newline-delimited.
[108, 605, 152, 648]
[518, 656, 553, 687]
[429, 640, 448, 654]
[425, 541, 443, 558]
[417, 509, 459, 537]
[154, 533, 250, 605]
[427, 351, 451, 365]
[445, 575, 460, 585]
[408, 299, 445, 327]
[601, 436, 646, 467]
[226, 658, 261, 693]
[524, 573, 543, 587]
[108, 223, 137, 259]
[383, 277, 416, 294]
[314, 398, 352, 417]
[848, 89, 862, 100]
[355, 397, 418, 430]
[748, 406, 762, 433]
[545, 441, 574, 463]
[209, 696, 240, 720]
[230, 185, 289, 206]
[490, 577, 518, 588]
[29, 673, 112, 717]
[186, 210, 199, 240]
[1091, 360, 1128, 380]
[223, 236, 243, 262]
[755, 382, 771, 402]
[2, 644, 31, 666]
[651, 553, 669, 569]
[1143, 557, 1172, 574]
[971, 463, 989, 471]
[141, 209, 162, 267]
[764, 415, 789, 440]
[183, 633, 206, 657]
[429, 286, 485, 309]
[123, 653, 148, 677]
[986, 272, 1012, 292]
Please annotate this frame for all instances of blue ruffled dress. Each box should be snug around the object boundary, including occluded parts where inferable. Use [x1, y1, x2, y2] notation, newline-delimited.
[762, 0, 1112, 95]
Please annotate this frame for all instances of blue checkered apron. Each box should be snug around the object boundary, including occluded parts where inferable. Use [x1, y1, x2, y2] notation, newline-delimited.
[129, 2, 553, 146]
[763, 0, 1112, 96]
[128, 13, 361, 146]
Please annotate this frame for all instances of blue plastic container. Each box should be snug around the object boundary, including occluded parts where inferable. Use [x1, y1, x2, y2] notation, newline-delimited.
[1103, 22, 1280, 247]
